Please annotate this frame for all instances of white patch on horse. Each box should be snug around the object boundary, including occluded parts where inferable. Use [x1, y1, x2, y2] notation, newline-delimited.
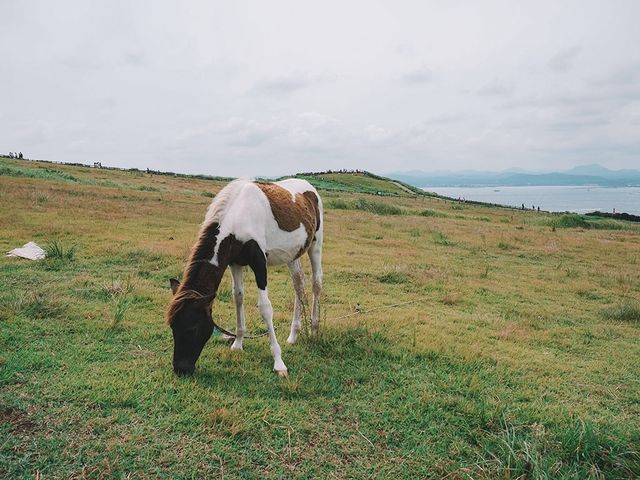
[210, 180, 319, 267]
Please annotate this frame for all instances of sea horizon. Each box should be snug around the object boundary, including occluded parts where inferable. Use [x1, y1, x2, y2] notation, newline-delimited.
[421, 185, 640, 216]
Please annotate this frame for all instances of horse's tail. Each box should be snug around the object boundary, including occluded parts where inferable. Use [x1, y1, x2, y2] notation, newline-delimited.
[204, 178, 251, 224]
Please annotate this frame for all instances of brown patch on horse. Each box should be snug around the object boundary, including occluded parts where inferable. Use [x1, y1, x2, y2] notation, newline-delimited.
[166, 222, 243, 325]
[257, 183, 320, 257]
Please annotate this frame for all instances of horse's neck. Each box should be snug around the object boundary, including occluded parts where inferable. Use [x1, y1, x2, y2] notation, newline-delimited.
[185, 260, 227, 297]
[183, 222, 228, 296]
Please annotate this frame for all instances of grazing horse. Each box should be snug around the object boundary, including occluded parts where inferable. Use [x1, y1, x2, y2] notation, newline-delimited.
[166, 178, 323, 376]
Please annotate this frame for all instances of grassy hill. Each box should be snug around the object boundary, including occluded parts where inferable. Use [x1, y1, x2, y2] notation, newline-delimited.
[1, 157, 639, 478]
[285, 171, 425, 196]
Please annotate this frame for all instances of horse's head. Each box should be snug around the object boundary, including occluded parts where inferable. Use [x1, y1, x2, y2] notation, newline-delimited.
[167, 278, 215, 375]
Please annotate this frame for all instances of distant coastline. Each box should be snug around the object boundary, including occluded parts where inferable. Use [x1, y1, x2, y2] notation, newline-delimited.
[420, 185, 640, 217]
[389, 164, 640, 189]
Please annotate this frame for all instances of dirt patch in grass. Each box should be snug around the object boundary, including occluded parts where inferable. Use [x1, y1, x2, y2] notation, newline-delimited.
[0, 408, 38, 434]
[442, 292, 462, 305]
[495, 323, 531, 340]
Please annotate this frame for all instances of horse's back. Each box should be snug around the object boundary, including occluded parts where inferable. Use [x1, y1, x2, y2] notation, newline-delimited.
[273, 178, 324, 234]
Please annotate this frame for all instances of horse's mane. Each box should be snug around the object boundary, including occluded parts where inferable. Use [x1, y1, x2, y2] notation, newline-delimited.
[166, 179, 250, 325]
[204, 177, 251, 224]
[165, 221, 220, 324]
[165, 287, 214, 325]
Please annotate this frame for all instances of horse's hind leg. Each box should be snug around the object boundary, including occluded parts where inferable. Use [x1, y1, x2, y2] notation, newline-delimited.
[287, 259, 305, 344]
[229, 264, 245, 350]
[308, 242, 323, 337]
[247, 242, 287, 376]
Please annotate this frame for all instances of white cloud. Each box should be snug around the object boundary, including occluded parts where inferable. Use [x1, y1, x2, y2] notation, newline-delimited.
[1, 0, 639, 174]
[477, 79, 515, 97]
[548, 46, 581, 73]
[250, 73, 326, 95]
[401, 66, 434, 84]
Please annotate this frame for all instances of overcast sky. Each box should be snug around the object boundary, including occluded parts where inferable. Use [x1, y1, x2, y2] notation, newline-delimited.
[1, 1, 639, 176]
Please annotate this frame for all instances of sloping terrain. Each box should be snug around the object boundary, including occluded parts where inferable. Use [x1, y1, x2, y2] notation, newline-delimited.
[1, 157, 639, 478]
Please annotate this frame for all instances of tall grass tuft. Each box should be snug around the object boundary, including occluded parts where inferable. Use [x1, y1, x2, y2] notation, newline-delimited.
[432, 231, 451, 245]
[355, 198, 403, 215]
[549, 214, 590, 229]
[326, 198, 352, 210]
[111, 295, 131, 329]
[419, 209, 447, 218]
[377, 272, 410, 284]
[601, 302, 640, 323]
[104, 278, 134, 329]
[45, 240, 77, 261]
[325, 197, 403, 215]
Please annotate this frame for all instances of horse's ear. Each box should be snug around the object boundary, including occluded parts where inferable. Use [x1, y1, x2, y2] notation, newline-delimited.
[169, 278, 181, 295]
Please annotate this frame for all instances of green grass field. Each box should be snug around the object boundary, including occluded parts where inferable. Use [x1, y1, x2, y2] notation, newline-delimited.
[288, 172, 420, 196]
[1, 157, 639, 479]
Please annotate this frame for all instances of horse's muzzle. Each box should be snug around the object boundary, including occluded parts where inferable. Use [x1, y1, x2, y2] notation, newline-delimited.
[173, 360, 195, 376]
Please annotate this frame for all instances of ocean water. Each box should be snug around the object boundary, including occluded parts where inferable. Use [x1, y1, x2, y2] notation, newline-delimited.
[421, 186, 640, 216]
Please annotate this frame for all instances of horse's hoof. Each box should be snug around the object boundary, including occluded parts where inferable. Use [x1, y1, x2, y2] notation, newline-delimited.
[230, 343, 243, 351]
[286, 336, 297, 345]
[275, 369, 288, 377]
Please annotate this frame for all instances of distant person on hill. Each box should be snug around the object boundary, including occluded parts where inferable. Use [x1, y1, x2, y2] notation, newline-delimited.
[537, 206, 540, 212]
[18, 152, 23, 159]
[521, 203, 525, 210]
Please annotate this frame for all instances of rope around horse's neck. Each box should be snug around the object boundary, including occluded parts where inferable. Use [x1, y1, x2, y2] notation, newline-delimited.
[214, 297, 425, 340]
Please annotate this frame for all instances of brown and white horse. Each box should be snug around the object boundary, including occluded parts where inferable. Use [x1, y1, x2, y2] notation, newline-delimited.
[166, 178, 323, 376]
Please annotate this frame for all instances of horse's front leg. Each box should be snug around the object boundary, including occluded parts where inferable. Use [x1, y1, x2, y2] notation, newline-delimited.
[248, 243, 287, 376]
[229, 264, 245, 350]
[258, 289, 287, 376]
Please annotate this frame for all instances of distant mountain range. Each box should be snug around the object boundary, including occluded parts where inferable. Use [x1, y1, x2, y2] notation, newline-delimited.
[388, 164, 640, 187]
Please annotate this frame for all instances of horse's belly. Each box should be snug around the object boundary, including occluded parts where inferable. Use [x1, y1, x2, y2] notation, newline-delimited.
[264, 224, 307, 266]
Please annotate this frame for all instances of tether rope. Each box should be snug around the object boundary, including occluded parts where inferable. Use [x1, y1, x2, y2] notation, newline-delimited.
[215, 296, 426, 340]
